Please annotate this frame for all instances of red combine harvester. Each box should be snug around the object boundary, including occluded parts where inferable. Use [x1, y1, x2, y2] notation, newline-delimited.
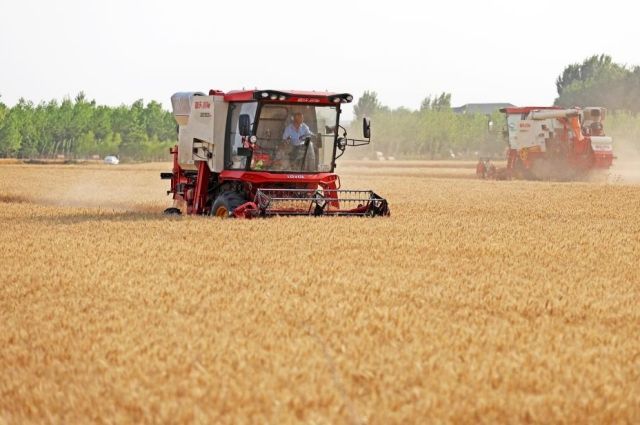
[161, 89, 389, 217]
[477, 106, 614, 180]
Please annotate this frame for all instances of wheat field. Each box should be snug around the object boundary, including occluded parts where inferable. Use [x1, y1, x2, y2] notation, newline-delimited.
[1, 162, 639, 424]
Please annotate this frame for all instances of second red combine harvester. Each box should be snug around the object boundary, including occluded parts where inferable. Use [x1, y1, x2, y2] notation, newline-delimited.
[477, 106, 614, 180]
[161, 89, 389, 218]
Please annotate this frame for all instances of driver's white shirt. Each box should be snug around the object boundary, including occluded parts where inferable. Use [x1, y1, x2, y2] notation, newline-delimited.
[283, 123, 311, 146]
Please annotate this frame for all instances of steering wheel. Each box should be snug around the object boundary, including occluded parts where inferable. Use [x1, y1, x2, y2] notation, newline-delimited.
[299, 133, 316, 143]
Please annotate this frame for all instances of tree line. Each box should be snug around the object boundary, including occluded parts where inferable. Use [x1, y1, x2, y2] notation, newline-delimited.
[1, 55, 639, 161]
[350, 91, 504, 159]
[0, 92, 176, 160]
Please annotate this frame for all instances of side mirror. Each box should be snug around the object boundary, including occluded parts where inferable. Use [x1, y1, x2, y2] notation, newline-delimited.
[239, 114, 251, 137]
[363, 117, 371, 139]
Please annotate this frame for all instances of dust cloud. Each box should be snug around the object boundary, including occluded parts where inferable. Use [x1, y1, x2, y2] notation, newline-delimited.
[609, 138, 640, 184]
[0, 164, 168, 213]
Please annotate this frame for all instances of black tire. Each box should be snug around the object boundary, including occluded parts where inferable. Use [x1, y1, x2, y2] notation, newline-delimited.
[210, 192, 246, 218]
[163, 207, 182, 215]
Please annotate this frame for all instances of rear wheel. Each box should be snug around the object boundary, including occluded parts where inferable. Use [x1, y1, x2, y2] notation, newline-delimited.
[210, 192, 246, 218]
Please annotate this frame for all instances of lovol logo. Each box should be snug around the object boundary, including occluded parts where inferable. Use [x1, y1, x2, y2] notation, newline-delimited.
[287, 174, 305, 179]
[194, 101, 211, 109]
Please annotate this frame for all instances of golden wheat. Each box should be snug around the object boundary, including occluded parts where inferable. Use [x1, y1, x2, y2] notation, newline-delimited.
[0, 162, 639, 424]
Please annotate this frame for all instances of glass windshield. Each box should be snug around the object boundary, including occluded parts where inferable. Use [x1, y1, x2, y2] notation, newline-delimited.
[250, 104, 338, 172]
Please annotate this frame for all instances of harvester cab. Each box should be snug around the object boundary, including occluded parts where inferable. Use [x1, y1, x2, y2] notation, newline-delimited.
[161, 89, 389, 217]
[477, 106, 613, 180]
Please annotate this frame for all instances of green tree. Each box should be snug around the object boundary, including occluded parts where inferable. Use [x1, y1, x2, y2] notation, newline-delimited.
[555, 55, 639, 112]
[432, 93, 451, 111]
[0, 110, 22, 157]
[556, 55, 622, 96]
[144, 100, 175, 141]
[354, 91, 382, 120]
[0, 95, 6, 123]
[420, 92, 451, 111]
[419, 96, 431, 112]
[76, 131, 97, 157]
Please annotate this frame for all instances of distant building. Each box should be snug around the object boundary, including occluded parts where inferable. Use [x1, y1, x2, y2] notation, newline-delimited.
[452, 103, 515, 115]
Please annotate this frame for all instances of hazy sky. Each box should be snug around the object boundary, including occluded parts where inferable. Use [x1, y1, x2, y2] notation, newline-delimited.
[2, 0, 639, 117]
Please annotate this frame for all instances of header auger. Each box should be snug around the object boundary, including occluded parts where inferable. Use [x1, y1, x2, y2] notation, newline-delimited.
[161, 89, 389, 218]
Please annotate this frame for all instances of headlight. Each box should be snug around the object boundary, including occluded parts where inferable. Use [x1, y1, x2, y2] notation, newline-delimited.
[250, 136, 257, 143]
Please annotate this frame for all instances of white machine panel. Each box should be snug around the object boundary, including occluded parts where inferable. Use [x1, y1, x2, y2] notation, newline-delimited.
[177, 95, 215, 169]
[506, 115, 547, 151]
[590, 136, 613, 152]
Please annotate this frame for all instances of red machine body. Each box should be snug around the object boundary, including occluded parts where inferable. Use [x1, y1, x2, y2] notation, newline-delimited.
[162, 89, 389, 217]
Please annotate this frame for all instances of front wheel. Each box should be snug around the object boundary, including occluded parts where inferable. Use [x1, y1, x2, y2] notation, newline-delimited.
[210, 192, 247, 218]
[163, 207, 182, 215]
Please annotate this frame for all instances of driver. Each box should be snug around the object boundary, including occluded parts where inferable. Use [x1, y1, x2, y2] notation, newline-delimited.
[282, 112, 312, 145]
[281, 112, 316, 171]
